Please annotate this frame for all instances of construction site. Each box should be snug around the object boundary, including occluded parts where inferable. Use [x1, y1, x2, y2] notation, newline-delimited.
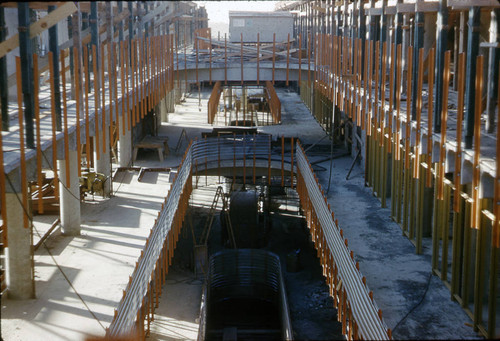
[0, 1, 499, 340]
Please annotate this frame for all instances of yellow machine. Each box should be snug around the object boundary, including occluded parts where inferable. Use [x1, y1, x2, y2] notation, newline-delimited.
[79, 171, 108, 199]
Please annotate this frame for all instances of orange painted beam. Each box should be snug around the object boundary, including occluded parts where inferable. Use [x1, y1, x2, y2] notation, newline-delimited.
[471, 55, 484, 229]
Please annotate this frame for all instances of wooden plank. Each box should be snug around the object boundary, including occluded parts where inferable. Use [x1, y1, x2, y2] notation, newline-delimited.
[0, 2, 77, 59]
[1, 2, 61, 10]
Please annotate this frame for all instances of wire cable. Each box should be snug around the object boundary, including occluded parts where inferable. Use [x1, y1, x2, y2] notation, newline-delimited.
[392, 272, 433, 334]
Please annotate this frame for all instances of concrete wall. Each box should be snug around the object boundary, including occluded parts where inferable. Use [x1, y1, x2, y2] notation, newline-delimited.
[229, 13, 293, 43]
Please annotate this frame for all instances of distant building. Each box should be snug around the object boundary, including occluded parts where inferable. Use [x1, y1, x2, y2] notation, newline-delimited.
[229, 11, 293, 43]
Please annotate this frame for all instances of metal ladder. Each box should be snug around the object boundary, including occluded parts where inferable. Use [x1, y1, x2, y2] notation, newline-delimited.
[199, 186, 237, 248]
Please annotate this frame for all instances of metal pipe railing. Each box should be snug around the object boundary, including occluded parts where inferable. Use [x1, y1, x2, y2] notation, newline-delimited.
[296, 141, 390, 340]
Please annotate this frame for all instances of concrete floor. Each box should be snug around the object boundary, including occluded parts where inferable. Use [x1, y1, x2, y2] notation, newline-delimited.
[1, 86, 484, 340]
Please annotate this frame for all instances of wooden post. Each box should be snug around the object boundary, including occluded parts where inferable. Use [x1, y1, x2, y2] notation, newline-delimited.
[471, 55, 484, 229]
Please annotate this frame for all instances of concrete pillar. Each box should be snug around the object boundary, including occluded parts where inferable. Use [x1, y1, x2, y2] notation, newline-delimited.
[119, 127, 132, 167]
[6, 192, 34, 299]
[167, 91, 175, 113]
[58, 149, 81, 235]
[94, 127, 111, 196]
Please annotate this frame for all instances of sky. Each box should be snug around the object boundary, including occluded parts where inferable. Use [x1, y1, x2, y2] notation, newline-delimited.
[194, 1, 278, 24]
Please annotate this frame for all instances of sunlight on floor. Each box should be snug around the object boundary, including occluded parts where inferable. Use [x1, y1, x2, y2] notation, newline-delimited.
[149, 316, 199, 340]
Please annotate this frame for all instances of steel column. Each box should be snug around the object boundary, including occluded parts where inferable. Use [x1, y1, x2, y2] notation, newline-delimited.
[17, 2, 35, 149]
[486, 9, 500, 133]
[0, 7, 8, 130]
[464, 7, 480, 149]
[392, 0, 403, 102]
[411, 11, 424, 120]
[433, 0, 449, 131]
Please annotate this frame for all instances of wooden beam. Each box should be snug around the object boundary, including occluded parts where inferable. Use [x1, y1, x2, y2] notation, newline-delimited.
[1, 2, 62, 10]
[0, 1, 77, 59]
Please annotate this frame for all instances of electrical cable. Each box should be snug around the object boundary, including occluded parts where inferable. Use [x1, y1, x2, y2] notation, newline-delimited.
[4, 173, 106, 331]
[392, 272, 433, 334]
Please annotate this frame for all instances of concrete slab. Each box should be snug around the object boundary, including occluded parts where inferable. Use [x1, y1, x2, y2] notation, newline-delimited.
[1, 86, 484, 341]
